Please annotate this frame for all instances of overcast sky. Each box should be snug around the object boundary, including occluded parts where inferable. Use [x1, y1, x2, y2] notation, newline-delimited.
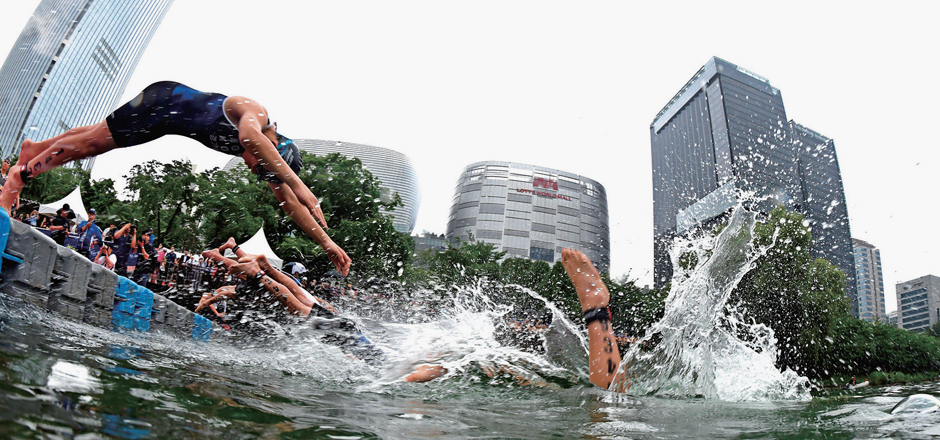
[2, 1, 938, 312]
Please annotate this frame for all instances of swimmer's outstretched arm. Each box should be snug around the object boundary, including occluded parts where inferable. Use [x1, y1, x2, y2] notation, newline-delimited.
[214, 239, 338, 315]
[196, 286, 236, 313]
[268, 182, 351, 277]
[561, 248, 627, 391]
[227, 258, 313, 318]
[224, 97, 350, 276]
[249, 253, 338, 315]
[226, 97, 328, 228]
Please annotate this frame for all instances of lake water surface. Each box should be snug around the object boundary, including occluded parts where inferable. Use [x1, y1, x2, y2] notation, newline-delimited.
[1, 292, 939, 440]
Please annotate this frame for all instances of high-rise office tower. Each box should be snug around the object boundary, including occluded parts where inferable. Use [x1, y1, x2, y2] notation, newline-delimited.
[853, 238, 885, 322]
[446, 161, 610, 272]
[896, 275, 940, 333]
[792, 122, 854, 290]
[0, 0, 174, 170]
[650, 57, 856, 314]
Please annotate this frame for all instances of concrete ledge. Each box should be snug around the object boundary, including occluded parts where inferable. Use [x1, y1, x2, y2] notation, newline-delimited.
[0, 208, 213, 342]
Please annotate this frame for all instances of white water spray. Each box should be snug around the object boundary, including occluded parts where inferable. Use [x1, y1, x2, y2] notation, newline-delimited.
[613, 205, 810, 400]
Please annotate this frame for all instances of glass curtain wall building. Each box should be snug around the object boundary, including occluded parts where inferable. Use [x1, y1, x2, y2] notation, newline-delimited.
[224, 139, 420, 234]
[650, 56, 856, 314]
[0, 0, 174, 170]
[853, 238, 886, 322]
[896, 275, 940, 333]
[445, 161, 610, 273]
[791, 122, 855, 293]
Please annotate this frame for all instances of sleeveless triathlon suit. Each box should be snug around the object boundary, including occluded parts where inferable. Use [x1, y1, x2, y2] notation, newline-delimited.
[106, 81, 303, 181]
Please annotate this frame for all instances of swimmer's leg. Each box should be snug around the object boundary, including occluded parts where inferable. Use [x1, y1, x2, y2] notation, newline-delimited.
[1, 121, 118, 211]
[202, 248, 238, 269]
[259, 275, 312, 317]
[561, 248, 625, 391]
[219, 237, 247, 259]
[249, 253, 336, 314]
[227, 258, 313, 318]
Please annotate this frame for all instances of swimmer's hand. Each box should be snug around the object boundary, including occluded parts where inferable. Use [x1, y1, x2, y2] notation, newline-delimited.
[297, 189, 328, 230]
[322, 239, 351, 278]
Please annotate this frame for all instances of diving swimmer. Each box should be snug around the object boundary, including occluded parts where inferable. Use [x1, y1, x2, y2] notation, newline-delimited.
[199, 238, 446, 383]
[198, 238, 337, 319]
[0, 81, 351, 277]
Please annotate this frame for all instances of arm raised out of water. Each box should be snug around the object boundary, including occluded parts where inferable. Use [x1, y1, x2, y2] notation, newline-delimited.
[561, 248, 628, 391]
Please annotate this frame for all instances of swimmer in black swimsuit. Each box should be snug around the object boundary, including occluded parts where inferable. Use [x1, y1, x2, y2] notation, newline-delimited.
[0, 81, 351, 277]
[198, 239, 337, 319]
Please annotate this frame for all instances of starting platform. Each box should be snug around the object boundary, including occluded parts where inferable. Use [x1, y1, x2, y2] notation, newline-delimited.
[0, 207, 214, 341]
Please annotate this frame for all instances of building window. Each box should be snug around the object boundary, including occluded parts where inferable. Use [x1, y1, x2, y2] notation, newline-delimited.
[530, 246, 554, 263]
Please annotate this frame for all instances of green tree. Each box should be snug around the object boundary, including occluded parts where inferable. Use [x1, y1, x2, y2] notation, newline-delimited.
[122, 160, 208, 250]
[195, 167, 275, 249]
[18, 165, 89, 205]
[426, 238, 505, 288]
[610, 281, 668, 338]
[543, 260, 580, 319]
[729, 206, 850, 377]
[16, 164, 118, 217]
[81, 177, 120, 213]
[927, 322, 940, 339]
[820, 317, 940, 376]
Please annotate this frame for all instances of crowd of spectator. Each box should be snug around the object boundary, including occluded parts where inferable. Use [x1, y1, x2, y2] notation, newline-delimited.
[8, 203, 357, 312]
[9, 203, 243, 294]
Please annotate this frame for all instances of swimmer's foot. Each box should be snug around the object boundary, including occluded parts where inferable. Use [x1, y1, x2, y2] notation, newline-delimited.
[202, 248, 227, 265]
[219, 237, 238, 252]
[17, 139, 42, 166]
[0, 165, 26, 212]
[561, 248, 609, 312]
[251, 253, 276, 274]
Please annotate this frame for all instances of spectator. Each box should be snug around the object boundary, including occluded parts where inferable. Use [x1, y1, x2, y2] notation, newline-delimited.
[165, 245, 177, 274]
[49, 204, 72, 245]
[0, 158, 9, 187]
[112, 222, 136, 276]
[101, 221, 116, 244]
[316, 280, 338, 302]
[134, 229, 156, 285]
[77, 208, 102, 258]
[26, 210, 39, 227]
[93, 243, 116, 269]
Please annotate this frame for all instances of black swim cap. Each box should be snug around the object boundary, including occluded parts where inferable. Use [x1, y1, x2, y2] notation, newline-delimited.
[276, 133, 302, 173]
[256, 133, 303, 183]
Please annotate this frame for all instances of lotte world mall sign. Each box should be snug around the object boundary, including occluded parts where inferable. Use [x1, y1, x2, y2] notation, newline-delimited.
[515, 178, 572, 201]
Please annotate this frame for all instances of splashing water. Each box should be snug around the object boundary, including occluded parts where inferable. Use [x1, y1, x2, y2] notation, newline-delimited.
[613, 205, 811, 400]
[355, 279, 589, 389]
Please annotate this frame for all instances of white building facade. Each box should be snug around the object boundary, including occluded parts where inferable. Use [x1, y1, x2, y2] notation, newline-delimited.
[896, 275, 940, 333]
[852, 238, 885, 322]
[446, 161, 610, 273]
[0, 0, 174, 170]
